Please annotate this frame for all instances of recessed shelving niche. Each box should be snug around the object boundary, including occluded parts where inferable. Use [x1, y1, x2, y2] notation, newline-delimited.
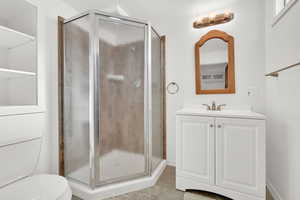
[0, 25, 35, 49]
[0, 0, 37, 107]
[0, 68, 36, 78]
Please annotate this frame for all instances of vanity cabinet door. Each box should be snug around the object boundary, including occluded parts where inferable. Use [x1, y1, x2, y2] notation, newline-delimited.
[215, 118, 265, 197]
[176, 115, 215, 185]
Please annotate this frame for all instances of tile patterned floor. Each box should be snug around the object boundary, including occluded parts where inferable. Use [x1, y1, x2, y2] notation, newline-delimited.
[266, 189, 274, 200]
[73, 166, 275, 200]
[72, 167, 232, 200]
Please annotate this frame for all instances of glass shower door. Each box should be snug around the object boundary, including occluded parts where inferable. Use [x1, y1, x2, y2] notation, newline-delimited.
[63, 15, 90, 184]
[151, 29, 164, 172]
[96, 14, 148, 185]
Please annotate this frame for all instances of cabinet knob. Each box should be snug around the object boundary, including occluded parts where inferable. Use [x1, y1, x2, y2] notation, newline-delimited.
[210, 124, 214, 128]
[217, 125, 222, 128]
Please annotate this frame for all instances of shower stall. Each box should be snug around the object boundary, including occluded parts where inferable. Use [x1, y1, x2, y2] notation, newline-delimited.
[61, 10, 165, 198]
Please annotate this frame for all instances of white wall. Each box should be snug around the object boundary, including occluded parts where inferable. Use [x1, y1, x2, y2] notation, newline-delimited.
[121, 0, 266, 165]
[265, 0, 300, 200]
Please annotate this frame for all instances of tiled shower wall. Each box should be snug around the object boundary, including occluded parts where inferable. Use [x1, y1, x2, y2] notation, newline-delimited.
[99, 39, 145, 156]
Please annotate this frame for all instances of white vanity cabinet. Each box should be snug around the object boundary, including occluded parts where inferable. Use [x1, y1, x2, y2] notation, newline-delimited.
[176, 116, 215, 185]
[176, 109, 266, 200]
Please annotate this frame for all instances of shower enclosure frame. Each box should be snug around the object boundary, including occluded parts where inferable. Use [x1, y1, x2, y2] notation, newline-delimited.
[59, 10, 165, 189]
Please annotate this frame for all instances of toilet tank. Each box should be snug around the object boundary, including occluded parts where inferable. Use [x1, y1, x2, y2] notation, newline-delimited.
[0, 113, 44, 187]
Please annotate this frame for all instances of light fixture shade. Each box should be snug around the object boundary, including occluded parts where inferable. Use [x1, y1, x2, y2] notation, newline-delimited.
[194, 12, 234, 29]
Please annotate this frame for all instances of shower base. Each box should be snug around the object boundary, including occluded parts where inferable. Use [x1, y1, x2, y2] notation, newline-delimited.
[68, 150, 166, 200]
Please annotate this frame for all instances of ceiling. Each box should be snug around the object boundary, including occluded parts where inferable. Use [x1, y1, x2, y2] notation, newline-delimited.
[62, 0, 238, 19]
[61, 0, 238, 36]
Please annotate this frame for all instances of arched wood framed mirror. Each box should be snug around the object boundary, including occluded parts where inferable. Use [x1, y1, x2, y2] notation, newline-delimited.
[195, 30, 235, 94]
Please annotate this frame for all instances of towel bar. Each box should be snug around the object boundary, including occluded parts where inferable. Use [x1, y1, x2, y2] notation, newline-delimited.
[265, 62, 300, 77]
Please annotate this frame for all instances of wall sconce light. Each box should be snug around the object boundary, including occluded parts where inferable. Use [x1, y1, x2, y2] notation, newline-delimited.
[193, 12, 234, 29]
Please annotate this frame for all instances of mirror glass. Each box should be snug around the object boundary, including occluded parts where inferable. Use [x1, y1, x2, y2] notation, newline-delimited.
[200, 38, 228, 90]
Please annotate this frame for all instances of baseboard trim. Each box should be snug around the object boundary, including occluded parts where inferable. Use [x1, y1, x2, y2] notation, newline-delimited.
[167, 160, 176, 167]
[267, 179, 283, 200]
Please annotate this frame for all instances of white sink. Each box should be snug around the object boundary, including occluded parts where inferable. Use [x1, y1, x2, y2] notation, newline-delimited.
[176, 108, 265, 120]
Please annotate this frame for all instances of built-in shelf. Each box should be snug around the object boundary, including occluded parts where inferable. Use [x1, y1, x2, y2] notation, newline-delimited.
[0, 67, 36, 78]
[0, 0, 38, 110]
[0, 25, 35, 49]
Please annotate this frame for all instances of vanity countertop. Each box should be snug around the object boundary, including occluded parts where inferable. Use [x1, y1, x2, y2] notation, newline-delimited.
[176, 108, 266, 120]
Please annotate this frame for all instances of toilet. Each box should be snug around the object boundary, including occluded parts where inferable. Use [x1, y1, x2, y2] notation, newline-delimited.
[0, 114, 72, 200]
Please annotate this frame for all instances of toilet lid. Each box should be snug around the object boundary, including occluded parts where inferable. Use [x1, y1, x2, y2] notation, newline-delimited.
[0, 174, 72, 200]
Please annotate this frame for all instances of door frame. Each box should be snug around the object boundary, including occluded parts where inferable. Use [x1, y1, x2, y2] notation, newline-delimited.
[161, 35, 167, 160]
[58, 16, 65, 176]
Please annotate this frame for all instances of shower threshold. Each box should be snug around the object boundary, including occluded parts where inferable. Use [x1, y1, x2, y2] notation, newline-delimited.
[69, 158, 167, 200]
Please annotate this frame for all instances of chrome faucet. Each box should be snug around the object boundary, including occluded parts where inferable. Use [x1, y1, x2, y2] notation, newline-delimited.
[202, 101, 226, 111]
[202, 103, 211, 110]
[211, 101, 216, 111]
[217, 104, 226, 111]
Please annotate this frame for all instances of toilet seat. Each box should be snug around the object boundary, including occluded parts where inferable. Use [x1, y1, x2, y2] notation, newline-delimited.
[0, 174, 72, 200]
